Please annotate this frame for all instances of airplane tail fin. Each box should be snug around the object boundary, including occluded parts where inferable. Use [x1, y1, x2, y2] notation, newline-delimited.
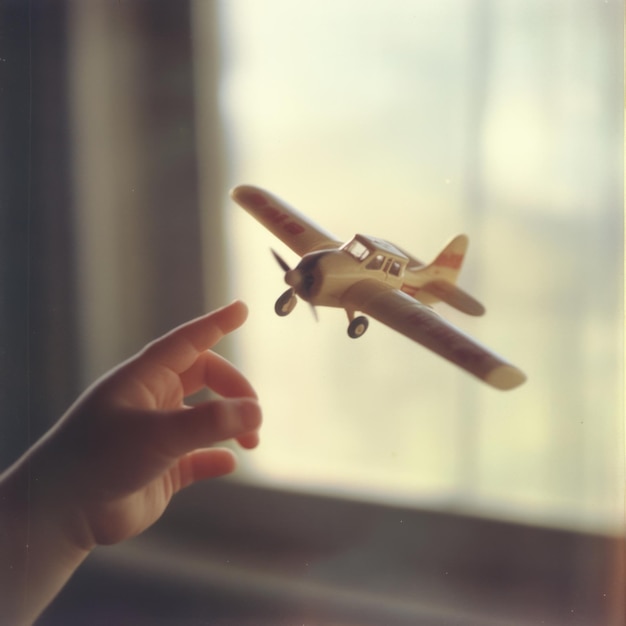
[411, 235, 485, 316]
[428, 234, 469, 282]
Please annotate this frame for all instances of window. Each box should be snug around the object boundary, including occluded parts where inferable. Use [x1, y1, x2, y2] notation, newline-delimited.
[389, 261, 402, 277]
[10, 3, 619, 623]
[366, 254, 385, 271]
[5, 4, 620, 624]
[220, 0, 622, 536]
[341, 238, 372, 262]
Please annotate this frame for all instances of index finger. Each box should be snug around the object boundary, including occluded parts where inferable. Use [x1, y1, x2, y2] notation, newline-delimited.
[137, 300, 249, 374]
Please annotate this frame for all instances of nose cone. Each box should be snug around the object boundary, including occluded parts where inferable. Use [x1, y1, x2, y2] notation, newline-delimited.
[285, 269, 302, 288]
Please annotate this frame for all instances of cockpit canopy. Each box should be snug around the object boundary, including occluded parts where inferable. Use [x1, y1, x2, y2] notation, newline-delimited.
[341, 234, 408, 277]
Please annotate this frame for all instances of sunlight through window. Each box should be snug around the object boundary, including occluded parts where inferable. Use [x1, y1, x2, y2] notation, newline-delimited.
[215, 0, 623, 534]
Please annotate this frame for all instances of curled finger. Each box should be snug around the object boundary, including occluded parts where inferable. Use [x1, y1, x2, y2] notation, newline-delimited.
[156, 397, 262, 458]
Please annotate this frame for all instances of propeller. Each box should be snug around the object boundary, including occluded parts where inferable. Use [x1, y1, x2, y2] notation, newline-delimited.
[271, 249, 291, 273]
[270, 249, 318, 320]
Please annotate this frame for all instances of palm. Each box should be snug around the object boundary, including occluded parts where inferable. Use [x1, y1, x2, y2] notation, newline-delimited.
[52, 302, 260, 549]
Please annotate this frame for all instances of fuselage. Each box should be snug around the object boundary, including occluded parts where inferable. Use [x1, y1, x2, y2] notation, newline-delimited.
[291, 235, 409, 307]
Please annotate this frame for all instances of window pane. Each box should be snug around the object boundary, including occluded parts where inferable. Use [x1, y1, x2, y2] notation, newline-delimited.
[219, 0, 623, 534]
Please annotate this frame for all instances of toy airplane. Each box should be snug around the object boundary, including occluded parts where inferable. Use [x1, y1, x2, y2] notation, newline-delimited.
[231, 184, 526, 391]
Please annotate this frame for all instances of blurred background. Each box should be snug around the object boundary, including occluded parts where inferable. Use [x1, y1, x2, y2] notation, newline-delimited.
[1, 0, 623, 624]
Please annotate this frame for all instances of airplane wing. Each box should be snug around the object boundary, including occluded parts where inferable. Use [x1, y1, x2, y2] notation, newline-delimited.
[341, 279, 526, 390]
[231, 185, 342, 258]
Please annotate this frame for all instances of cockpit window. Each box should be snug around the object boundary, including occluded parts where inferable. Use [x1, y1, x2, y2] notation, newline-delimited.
[343, 239, 371, 261]
[389, 261, 402, 276]
[366, 254, 385, 270]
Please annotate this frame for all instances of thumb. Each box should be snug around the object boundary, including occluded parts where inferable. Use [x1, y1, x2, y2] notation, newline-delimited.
[155, 398, 262, 458]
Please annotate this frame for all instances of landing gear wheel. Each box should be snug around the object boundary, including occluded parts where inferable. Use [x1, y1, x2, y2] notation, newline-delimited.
[348, 315, 369, 338]
[275, 289, 297, 316]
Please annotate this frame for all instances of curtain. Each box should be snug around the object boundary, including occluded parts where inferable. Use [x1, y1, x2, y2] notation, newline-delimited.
[0, 0, 224, 467]
[1, 2, 79, 466]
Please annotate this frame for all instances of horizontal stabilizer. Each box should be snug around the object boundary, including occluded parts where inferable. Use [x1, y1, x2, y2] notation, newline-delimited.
[422, 280, 485, 316]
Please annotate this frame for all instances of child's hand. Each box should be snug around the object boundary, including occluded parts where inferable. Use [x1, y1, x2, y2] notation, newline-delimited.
[0, 301, 262, 625]
[38, 300, 262, 551]
[0, 302, 261, 625]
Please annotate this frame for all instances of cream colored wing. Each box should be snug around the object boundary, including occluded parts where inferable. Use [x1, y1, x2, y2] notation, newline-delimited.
[231, 185, 342, 258]
[341, 279, 526, 390]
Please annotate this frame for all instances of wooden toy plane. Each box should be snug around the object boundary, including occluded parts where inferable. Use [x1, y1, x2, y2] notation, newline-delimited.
[231, 184, 526, 390]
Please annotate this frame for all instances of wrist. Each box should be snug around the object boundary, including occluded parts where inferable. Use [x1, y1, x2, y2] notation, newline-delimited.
[0, 449, 91, 625]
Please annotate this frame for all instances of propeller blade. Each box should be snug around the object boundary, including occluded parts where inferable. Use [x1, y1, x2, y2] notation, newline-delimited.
[309, 303, 319, 322]
[271, 249, 291, 273]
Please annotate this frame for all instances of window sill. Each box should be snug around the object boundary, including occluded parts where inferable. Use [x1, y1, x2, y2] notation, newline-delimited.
[41, 480, 623, 626]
